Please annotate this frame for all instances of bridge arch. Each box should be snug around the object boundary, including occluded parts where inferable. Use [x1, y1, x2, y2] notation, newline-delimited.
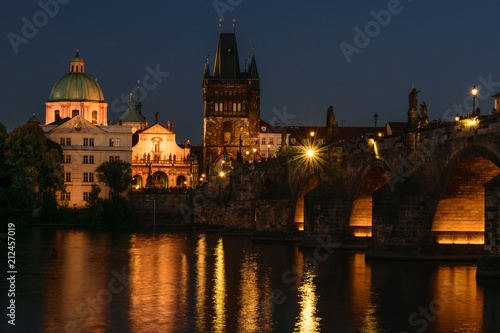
[293, 174, 319, 231]
[348, 159, 393, 237]
[430, 145, 500, 245]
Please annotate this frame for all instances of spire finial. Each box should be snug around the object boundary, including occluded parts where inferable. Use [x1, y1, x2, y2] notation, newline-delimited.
[252, 42, 255, 55]
[76, 49, 79, 57]
[129, 93, 132, 103]
[137, 80, 141, 101]
[219, 18, 222, 33]
[233, 18, 236, 32]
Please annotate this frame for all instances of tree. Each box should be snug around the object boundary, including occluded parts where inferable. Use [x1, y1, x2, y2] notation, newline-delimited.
[1, 122, 64, 222]
[95, 160, 132, 198]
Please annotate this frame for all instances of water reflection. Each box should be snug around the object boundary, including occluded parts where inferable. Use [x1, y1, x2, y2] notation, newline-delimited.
[238, 250, 260, 332]
[43, 231, 110, 332]
[294, 268, 321, 333]
[195, 234, 207, 331]
[128, 234, 188, 332]
[212, 238, 226, 332]
[430, 265, 484, 332]
[350, 253, 382, 332]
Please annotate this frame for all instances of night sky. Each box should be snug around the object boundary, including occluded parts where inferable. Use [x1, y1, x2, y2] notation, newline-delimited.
[2, 0, 499, 145]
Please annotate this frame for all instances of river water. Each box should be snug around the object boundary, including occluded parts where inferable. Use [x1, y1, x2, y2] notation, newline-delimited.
[2, 227, 500, 332]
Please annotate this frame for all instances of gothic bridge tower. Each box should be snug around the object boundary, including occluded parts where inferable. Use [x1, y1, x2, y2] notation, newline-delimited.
[202, 30, 260, 174]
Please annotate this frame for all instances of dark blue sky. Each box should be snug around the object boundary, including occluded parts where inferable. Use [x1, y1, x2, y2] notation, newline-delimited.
[2, 0, 499, 144]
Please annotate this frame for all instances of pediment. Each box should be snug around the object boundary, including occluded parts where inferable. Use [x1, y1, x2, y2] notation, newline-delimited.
[142, 123, 171, 135]
[50, 115, 106, 134]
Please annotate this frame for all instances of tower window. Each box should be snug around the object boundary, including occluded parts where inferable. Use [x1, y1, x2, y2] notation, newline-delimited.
[72, 110, 79, 117]
[54, 110, 60, 120]
[92, 111, 98, 124]
[223, 122, 232, 143]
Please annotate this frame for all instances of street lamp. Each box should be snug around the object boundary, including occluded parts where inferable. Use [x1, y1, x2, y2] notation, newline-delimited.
[267, 144, 270, 158]
[253, 148, 256, 162]
[472, 85, 478, 115]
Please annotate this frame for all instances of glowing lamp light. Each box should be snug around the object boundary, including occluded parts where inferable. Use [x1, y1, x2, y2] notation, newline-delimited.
[219, 171, 225, 177]
[245, 151, 249, 155]
[471, 86, 478, 96]
[455, 116, 460, 122]
[267, 144, 270, 148]
[199, 178, 203, 181]
[253, 148, 256, 152]
[310, 131, 315, 137]
[307, 150, 315, 157]
[378, 133, 382, 137]
[202, 174, 205, 178]
[468, 118, 478, 126]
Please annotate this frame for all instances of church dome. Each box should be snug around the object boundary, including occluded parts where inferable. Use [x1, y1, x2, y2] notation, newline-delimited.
[48, 52, 105, 102]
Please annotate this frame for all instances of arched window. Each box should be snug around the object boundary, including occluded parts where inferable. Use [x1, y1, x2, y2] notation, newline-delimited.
[71, 65, 74, 72]
[223, 122, 232, 143]
[72, 110, 79, 117]
[54, 110, 60, 120]
[177, 175, 187, 187]
[91, 111, 97, 124]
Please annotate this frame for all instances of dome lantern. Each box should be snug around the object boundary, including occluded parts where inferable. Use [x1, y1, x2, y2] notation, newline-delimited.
[70, 49, 85, 73]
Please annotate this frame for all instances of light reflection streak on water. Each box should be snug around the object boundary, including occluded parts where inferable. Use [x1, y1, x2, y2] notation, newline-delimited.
[238, 251, 260, 332]
[212, 238, 226, 332]
[195, 234, 207, 332]
[294, 269, 321, 333]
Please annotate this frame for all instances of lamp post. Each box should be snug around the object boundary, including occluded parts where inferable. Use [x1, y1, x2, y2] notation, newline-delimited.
[267, 144, 270, 159]
[253, 148, 256, 162]
[472, 85, 478, 115]
[373, 113, 378, 135]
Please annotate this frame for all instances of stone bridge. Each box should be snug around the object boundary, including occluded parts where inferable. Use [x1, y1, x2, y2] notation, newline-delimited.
[196, 113, 500, 276]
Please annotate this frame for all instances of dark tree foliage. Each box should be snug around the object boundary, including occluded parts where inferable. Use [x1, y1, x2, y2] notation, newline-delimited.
[0, 122, 64, 223]
[95, 160, 132, 198]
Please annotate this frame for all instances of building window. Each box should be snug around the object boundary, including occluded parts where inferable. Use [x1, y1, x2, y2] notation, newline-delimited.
[83, 138, 94, 146]
[215, 103, 219, 112]
[54, 110, 60, 120]
[60, 137, 71, 146]
[83, 172, 94, 183]
[233, 103, 237, 111]
[64, 155, 71, 164]
[60, 192, 70, 201]
[219, 102, 223, 111]
[72, 110, 79, 117]
[83, 155, 94, 164]
[91, 111, 98, 124]
[269, 138, 274, 145]
[237, 103, 241, 112]
[223, 122, 232, 143]
[109, 156, 120, 162]
[262, 138, 266, 145]
[83, 192, 89, 202]
[65, 172, 71, 182]
[109, 138, 120, 147]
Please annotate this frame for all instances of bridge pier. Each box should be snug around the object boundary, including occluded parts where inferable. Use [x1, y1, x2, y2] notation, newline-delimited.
[366, 175, 432, 259]
[477, 174, 500, 278]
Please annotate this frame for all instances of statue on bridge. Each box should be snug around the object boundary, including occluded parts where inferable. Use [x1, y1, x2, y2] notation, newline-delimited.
[419, 102, 429, 126]
[408, 87, 421, 111]
[325, 105, 340, 144]
[280, 128, 287, 156]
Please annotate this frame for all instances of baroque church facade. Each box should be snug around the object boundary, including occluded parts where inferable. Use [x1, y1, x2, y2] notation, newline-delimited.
[41, 52, 133, 207]
[202, 31, 260, 173]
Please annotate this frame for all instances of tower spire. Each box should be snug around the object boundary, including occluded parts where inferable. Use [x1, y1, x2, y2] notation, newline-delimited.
[233, 18, 236, 32]
[135, 80, 143, 114]
[219, 18, 222, 34]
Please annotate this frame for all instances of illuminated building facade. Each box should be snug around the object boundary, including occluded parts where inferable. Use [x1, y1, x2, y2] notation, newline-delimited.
[42, 52, 133, 207]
